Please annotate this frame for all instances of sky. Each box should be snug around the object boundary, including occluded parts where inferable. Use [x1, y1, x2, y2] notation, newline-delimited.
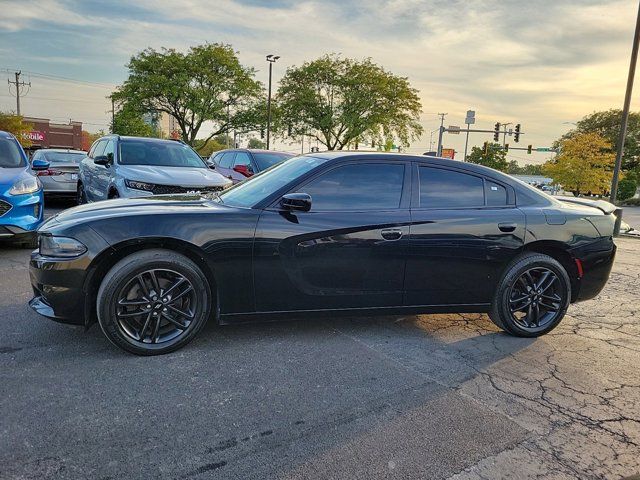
[1, 0, 639, 164]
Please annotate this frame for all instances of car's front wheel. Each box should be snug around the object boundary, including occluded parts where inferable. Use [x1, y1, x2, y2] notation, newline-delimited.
[77, 182, 87, 205]
[489, 253, 571, 337]
[96, 249, 212, 355]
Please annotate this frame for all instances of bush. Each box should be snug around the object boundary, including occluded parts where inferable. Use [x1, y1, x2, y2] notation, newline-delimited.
[622, 197, 640, 206]
[617, 178, 638, 201]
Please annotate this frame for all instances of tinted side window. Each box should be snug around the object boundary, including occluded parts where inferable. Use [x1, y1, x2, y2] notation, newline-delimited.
[234, 152, 253, 167]
[485, 180, 507, 206]
[93, 140, 108, 159]
[211, 152, 223, 165]
[88, 141, 101, 158]
[103, 140, 115, 162]
[300, 163, 404, 211]
[419, 167, 484, 208]
[219, 152, 235, 168]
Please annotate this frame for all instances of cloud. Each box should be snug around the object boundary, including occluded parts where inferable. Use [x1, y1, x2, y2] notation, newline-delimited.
[0, 0, 637, 161]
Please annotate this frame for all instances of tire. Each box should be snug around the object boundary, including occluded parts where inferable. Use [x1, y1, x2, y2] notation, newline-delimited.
[77, 182, 87, 205]
[96, 249, 212, 355]
[489, 253, 571, 337]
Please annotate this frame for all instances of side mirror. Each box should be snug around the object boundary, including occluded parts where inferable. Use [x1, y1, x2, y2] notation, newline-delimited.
[94, 155, 110, 166]
[233, 164, 254, 177]
[31, 159, 50, 171]
[281, 193, 312, 212]
[206, 159, 216, 169]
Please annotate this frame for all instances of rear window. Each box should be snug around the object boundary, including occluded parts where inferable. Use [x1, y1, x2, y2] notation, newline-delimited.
[43, 152, 86, 164]
[0, 137, 26, 168]
[419, 167, 484, 208]
[485, 180, 508, 206]
[253, 152, 292, 170]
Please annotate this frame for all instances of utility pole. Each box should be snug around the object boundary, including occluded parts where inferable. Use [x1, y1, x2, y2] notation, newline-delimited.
[436, 113, 447, 156]
[266, 54, 280, 150]
[7, 71, 31, 116]
[611, 0, 640, 206]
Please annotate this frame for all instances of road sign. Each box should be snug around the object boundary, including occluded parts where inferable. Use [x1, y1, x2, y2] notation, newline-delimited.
[441, 148, 455, 159]
[448, 126, 460, 134]
[536, 147, 554, 152]
[465, 110, 476, 125]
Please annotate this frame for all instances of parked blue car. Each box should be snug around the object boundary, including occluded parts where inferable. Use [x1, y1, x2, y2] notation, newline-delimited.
[0, 131, 49, 247]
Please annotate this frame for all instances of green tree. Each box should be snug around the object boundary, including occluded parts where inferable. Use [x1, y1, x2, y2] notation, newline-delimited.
[0, 112, 33, 147]
[112, 43, 264, 148]
[466, 143, 508, 172]
[111, 102, 158, 137]
[559, 109, 640, 172]
[247, 137, 265, 149]
[617, 178, 638, 201]
[276, 55, 423, 150]
[506, 160, 544, 175]
[543, 132, 615, 196]
[193, 137, 226, 157]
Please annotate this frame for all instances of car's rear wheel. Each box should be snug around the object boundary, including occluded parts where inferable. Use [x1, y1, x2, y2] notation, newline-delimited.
[489, 253, 571, 337]
[96, 249, 212, 355]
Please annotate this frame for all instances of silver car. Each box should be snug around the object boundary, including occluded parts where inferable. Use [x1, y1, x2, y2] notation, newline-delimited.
[78, 135, 232, 203]
[31, 149, 86, 196]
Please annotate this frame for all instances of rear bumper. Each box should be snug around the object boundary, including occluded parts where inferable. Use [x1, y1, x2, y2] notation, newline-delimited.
[572, 237, 617, 302]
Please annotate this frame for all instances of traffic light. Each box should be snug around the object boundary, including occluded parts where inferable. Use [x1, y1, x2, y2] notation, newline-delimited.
[260, 128, 265, 139]
[527, 145, 532, 154]
[493, 123, 500, 142]
[483, 141, 489, 155]
[504, 143, 509, 152]
[287, 124, 292, 137]
[514, 124, 521, 143]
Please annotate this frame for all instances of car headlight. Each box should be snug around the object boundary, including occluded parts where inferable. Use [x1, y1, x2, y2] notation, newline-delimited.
[9, 175, 41, 195]
[39, 235, 87, 258]
[125, 179, 154, 192]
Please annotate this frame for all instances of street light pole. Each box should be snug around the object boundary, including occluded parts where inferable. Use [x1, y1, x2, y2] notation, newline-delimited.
[436, 113, 447, 156]
[610, 1, 640, 204]
[265, 54, 280, 150]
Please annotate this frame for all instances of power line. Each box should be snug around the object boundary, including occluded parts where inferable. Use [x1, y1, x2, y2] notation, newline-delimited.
[0, 93, 110, 104]
[0, 68, 115, 89]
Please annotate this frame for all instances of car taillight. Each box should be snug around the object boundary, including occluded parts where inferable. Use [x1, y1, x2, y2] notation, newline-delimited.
[37, 169, 64, 176]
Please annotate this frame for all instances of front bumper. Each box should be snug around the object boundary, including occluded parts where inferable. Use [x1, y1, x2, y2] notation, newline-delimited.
[29, 251, 90, 325]
[0, 191, 44, 237]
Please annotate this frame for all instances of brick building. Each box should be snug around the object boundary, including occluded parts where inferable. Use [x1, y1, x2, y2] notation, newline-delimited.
[22, 117, 83, 152]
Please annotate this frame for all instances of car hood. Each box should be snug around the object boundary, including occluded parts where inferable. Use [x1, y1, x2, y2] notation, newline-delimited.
[0, 167, 29, 188]
[118, 165, 231, 187]
[43, 195, 234, 230]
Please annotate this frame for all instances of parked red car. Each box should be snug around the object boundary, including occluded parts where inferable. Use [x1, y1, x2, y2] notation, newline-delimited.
[208, 149, 294, 183]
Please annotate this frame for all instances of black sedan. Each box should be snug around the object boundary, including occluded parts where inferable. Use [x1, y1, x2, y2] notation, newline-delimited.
[29, 152, 616, 355]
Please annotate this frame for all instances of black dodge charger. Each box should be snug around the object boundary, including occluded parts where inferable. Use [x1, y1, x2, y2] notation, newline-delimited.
[29, 152, 616, 355]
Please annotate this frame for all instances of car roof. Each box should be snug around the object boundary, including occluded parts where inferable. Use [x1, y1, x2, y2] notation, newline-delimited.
[214, 148, 294, 155]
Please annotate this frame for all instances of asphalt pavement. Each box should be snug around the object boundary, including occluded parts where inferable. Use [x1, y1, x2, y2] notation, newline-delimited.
[1, 199, 639, 479]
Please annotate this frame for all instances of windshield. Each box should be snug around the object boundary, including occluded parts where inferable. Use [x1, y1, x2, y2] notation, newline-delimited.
[253, 152, 293, 170]
[218, 155, 329, 208]
[43, 151, 86, 164]
[119, 140, 206, 168]
[0, 137, 26, 168]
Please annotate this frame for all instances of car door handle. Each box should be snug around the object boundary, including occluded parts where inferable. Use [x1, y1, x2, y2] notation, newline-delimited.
[381, 228, 403, 241]
[498, 222, 517, 232]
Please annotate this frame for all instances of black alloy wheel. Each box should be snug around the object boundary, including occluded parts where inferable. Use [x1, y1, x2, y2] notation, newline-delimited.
[97, 249, 212, 355]
[116, 269, 196, 344]
[507, 267, 565, 333]
[490, 253, 571, 337]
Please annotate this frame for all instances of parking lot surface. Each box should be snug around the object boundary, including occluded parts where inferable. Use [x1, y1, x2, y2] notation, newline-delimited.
[1, 202, 639, 479]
